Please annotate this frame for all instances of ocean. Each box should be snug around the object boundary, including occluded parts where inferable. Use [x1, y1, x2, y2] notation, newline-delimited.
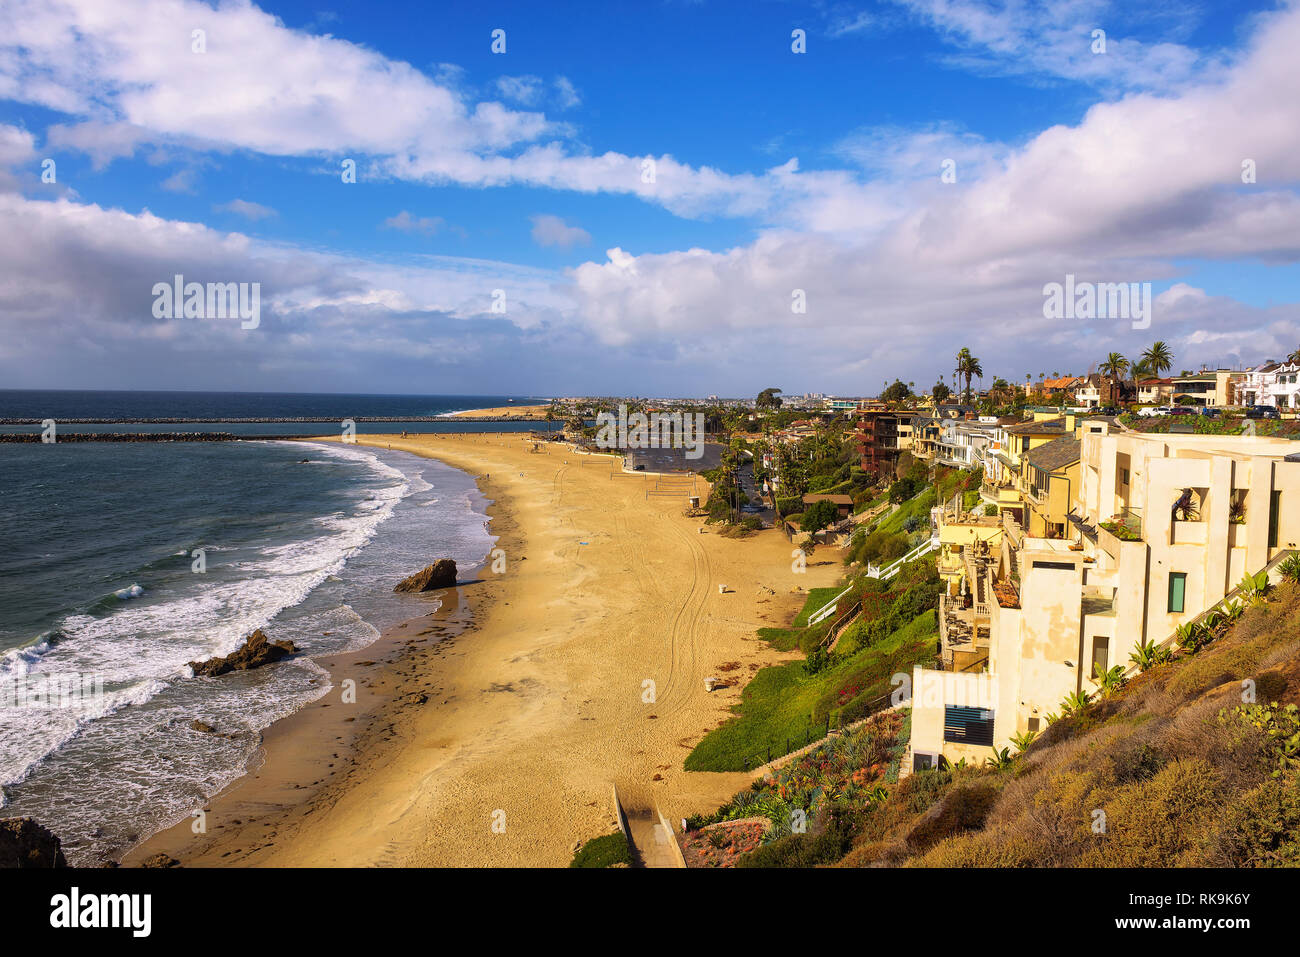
[0, 391, 537, 864]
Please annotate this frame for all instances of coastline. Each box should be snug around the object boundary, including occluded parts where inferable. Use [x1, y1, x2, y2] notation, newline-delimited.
[127, 432, 845, 867]
[447, 403, 550, 419]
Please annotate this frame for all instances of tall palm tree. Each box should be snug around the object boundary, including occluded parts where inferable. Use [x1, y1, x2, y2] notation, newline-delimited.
[1130, 357, 1151, 381]
[1099, 352, 1130, 405]
[1142, 341, 1174, 377]
[955, 348, 982, 403]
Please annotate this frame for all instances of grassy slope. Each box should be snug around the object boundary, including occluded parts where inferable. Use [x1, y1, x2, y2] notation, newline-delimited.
[569, 831, 633, 868]
[687, 476, 967, 774]
[686, 593, 938, 772]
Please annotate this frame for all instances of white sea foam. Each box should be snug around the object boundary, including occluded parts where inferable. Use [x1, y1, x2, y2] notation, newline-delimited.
[0, 442, 408, 789]
[1, 440, 494, 863]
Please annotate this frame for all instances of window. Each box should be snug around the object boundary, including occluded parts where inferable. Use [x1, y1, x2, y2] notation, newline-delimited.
[1168, 572, 1187, 614]
[1092, 637, 1110, 678]
[1269, 491, 1281, 549]
[944, 706, 995, 746]
[1033, 560, 1074, 570]
[1121, 468, 1130, 486]
[1027, 717, 1041, 734]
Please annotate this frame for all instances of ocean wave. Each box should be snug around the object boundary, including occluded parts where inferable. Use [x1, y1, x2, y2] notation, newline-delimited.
[0, 441, 411, 787]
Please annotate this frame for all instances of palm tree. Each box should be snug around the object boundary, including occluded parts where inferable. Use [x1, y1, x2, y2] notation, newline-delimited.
[955, 348, 983, 403]
[1142, 341, 1173, 377]
[990, 377, 1011, 406]
[1099, 352, 1129, 405]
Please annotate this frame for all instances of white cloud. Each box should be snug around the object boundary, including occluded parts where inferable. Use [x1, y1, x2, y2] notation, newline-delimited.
[382, 210, 446, 236]
[3, 0, 1300, 394]
[896, 0, 1220, 93]
[160, 169, 197, 193]
[0, 0, 846, 222]
[564, 3, 1300, 381]
[554, 76, 581, 109]
[530, 214, 590, 249]
[827, 10, 875, 37]
[495, 75, 544, 105]
[215, 198, 277, 221]
[0, 122, 36, 191]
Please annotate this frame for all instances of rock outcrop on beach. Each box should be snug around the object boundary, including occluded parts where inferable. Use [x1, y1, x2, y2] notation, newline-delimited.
[140, 853, 181, 868]
[0, 818, 68, 868]
[394, 559, 458, 593]
[188, 629, 298, 677]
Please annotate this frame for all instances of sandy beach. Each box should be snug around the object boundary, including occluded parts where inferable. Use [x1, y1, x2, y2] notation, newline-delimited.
[449, 403, 551, 418]
[127, 433, 844, 867]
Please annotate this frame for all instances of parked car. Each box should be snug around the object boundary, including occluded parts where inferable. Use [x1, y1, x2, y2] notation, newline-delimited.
[1198, 407, 1221, 418]
[1096, 406, 1121, 416]
[1246, 406, 1281, 420]
[1168, 407, 1194, 416]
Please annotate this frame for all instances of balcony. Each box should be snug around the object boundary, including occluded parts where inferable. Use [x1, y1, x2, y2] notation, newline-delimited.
[1099, 507, 1143, 543]
[937, 593, 989, 672]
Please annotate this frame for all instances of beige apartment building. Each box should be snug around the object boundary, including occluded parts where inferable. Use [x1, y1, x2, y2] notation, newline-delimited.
[909, 429, 1300, 769]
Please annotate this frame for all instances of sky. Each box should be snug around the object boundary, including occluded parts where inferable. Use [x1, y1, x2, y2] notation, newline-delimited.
[0, 0, 1298, 398]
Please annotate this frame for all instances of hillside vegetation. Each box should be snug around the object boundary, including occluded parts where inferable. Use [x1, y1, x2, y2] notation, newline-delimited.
[728, 576, 1300, 867]
[686, 558, 942, 772]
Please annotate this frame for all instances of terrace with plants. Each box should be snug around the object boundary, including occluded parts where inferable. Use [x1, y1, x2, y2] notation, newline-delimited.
[682, 710, 907, 867]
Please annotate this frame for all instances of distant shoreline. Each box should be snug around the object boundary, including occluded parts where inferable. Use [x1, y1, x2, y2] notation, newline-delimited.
[445, 402, 551, 419]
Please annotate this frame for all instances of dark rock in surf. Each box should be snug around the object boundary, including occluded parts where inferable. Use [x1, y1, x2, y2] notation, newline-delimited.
[394, 559, 458, 593]
[188, 629, 299, 677]
[0, 818, 68, 868]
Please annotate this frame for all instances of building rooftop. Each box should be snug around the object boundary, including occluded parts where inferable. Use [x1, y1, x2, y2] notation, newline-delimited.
[1006, 417, 1068, 435]
[802, 493, 854, 505]
[1025, 436, 1082, 472]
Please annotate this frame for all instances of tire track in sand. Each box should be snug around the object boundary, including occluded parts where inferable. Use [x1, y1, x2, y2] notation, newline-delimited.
[654, 509, 711, 719]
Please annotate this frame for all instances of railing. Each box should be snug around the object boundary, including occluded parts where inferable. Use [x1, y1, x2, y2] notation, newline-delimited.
[867, 537, 937, 580]
[824, 600, 863, 650]
[1002, 511, 1024, 549]
[807, 585, 853, 626]
[1102, 506, 1143, 541]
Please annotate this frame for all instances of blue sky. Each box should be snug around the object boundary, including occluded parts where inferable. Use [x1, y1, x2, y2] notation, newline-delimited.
[0, 0, 1297, 396]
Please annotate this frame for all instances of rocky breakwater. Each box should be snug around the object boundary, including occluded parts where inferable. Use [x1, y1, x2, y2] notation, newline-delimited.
[0, 432, 240, 443]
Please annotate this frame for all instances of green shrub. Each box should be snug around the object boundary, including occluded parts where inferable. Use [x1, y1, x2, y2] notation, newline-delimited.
[569, 831, 632, 868]
[905, 782, 1000, 854]
[800, 499, 840, 533]
[736, 809, 858, 868]
[1078, 759, 1223, 867]
[1215, 777, 1300, 866]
